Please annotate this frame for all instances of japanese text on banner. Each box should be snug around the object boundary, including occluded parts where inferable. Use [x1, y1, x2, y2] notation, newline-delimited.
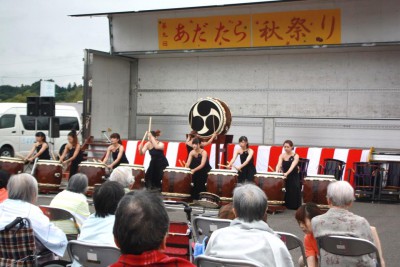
[158, 9, 341, 50]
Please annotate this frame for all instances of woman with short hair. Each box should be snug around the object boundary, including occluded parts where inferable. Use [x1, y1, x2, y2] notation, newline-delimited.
[50, 173, 90, 231]
[0, 173, 67, 257]
[312, 181, 385, 266]
[72, 181, 126, 267]
[109, 166, 135, 193]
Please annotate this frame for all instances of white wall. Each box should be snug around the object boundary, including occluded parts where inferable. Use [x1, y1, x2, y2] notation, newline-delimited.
[137, 49, 400, 118]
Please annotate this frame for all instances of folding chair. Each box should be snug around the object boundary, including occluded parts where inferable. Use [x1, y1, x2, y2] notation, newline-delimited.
[39, 206, 80, 240]
[316, 235, 381, 267]
[67, 240, 120, 267]
[163, 201, 193, 261]
[193, 217, 231, 243]
[276, 231, 308, 267]
[195, 255, 262, 267]
[0, 217, 38, 267]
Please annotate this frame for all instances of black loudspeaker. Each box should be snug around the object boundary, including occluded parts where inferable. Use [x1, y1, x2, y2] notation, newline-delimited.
[40, 97, 55, 116]
[49, 117, 60, 138]
[27, 97, 40, 116]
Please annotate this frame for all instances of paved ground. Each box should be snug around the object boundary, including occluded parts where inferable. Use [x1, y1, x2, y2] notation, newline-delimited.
[38, 195, 399, 266]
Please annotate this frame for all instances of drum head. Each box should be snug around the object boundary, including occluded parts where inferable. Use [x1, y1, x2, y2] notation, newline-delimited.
[188, 98, 231, 138]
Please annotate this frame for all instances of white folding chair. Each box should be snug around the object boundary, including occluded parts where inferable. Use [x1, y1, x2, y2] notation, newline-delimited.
[276, 231, 308, 267]
[316, 235, 381, 267]
[39, 205, 81, 240]
[195, 255, 262, 267]
[193, 216, 231, 242]
[67, 240, 121, 267]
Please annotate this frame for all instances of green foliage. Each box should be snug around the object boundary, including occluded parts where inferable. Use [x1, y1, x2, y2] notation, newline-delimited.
[0, 80, 83, 103]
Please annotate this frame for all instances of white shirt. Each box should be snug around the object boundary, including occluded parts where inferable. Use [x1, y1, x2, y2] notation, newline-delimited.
[78, 213, 116, 246]
[71, 213, 117, 267]
[0, 199, 68, 256]
[205, 218, 294, 267]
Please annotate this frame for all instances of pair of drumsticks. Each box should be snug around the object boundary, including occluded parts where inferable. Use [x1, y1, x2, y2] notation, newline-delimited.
[218, 162, 242, 172]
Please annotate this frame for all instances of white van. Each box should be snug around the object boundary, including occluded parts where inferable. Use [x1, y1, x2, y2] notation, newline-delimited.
[0, 103, 82, 157]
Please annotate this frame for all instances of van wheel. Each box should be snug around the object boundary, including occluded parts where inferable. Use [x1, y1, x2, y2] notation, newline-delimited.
[0, 146, 14, 157]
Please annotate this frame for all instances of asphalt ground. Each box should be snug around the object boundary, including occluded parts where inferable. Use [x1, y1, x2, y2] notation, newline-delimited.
[37, 194, 399, 266]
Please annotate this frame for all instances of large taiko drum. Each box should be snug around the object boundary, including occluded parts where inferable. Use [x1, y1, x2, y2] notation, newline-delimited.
[254, 172, 286, 212]
[34, 160, 63, 193]
[78, 162, 106, 195]
[206, 169, 238, 204]
[120, 164, 146, 190]
[188, 98, 232, 138]
[0, 157, 24, 175]
[303, 175, 336, 209]
[162, 167, 192, 202]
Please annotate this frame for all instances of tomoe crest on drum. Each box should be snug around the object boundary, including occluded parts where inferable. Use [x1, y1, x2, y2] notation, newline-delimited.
[188, 98, 232, 138]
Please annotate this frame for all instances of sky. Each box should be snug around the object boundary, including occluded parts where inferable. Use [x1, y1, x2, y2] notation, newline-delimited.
[0, 0, 268, 87]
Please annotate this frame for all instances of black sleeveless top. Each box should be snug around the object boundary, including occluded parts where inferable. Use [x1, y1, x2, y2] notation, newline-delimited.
[189, 150, 211, 171]
[68, 146, 83, 163]
[36, 143, 50, 160]
[149, 147, 167, 160]
[112, 145, 129, 167]
[240, 150, 255, 167]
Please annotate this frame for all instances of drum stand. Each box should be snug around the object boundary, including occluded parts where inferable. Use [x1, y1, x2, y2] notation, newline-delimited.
[212, 135, 233, 168]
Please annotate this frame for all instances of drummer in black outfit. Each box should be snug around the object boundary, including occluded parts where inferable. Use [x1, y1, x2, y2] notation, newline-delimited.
[186, 138, 212, 200]
[25, 132, 51, 162]
[276, 140, 302, 210]
[60, 130, 83, 178]
[138, 130, 169, 190]
[102, 133, 129, 169]
[227, 136, 257, 183]
[185, 130, 217, 157]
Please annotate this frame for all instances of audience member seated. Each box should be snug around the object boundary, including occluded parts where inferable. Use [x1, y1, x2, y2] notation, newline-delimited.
[50, 173, 90, 233]
[205, 183, 294, 267]
[0, 170, 10, 203]
[312, 181, 382, 266]
[111, 190, 195, 267]
[0, 173, 67, 257]
[72, 181, 125, 267]
[295, 203, 323, 267]
[109, 166, 135, 193]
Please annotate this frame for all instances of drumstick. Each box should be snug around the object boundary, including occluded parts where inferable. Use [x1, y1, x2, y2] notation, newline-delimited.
[218, 163, 230, 168]
[213, 115, 215, 133]
[268, 165, 274, 172]
[148, 117, 152, 133]
[179, 159, 184, 167]
[141, 131, 148, 144]
[50, 151, 56, 161]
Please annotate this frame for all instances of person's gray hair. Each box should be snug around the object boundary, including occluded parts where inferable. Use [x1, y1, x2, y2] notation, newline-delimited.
[67, 173, 88, 194]
[326, 181, 355, 207]
[109, 167, 135, 188]
[7, 173, 38, 204]
[233, 183, 268, 222]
